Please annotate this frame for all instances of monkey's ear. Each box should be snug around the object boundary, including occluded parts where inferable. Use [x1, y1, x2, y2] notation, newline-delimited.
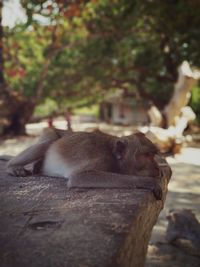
[113, 140, 127, 160]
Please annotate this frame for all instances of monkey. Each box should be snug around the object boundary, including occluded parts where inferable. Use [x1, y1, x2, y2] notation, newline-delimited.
[6, 128, 171, 200]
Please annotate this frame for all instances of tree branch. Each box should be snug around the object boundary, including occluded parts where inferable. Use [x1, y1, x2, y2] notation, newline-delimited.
[35, 38, 82, 101]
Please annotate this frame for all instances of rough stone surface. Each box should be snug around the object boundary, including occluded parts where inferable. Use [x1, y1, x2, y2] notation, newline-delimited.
[0, 160, 170, 267]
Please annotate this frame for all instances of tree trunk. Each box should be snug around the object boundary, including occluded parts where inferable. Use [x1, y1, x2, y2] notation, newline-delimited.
[0, 0, 4, 84]
[3, 102, 35, 136]
[0, 88, 35, 136]
[144, 61, 200, 153]
[163, 61, 200, 127]
[0, 2, 35, 136]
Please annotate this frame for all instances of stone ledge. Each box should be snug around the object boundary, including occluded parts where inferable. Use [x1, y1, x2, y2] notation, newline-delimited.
[0, 160, 170, 267]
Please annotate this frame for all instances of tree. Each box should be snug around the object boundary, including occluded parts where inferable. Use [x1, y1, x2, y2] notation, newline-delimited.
[0, 0, 35, 135]
[0, 0, 86, 135]
[74, 0, 200, 127]
[1, 0, 200, 135]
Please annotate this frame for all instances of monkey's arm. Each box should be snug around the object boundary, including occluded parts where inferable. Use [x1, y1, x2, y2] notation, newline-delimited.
[7, 140, 54, 176]
[69, 170, 162, 200]
[6, 127, 69, 176]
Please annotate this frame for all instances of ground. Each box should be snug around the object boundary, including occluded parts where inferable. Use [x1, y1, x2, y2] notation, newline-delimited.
[145, 147, 200, 267]
[0, 117, 200, 267]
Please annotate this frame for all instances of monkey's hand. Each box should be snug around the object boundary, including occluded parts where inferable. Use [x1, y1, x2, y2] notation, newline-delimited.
[7, 166, 32, 177]
[152, 184, 162, 200]
[135, 181, 162, 200]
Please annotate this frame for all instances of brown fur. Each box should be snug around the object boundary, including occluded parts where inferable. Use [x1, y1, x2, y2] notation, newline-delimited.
[6, 128, 170, 200]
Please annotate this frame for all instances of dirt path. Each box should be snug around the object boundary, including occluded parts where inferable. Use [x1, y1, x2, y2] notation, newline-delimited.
[145, 148, 200, 267]
[0, 120, 200, 266]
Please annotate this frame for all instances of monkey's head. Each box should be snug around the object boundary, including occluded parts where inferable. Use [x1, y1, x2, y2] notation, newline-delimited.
[113, 132, 161, 177]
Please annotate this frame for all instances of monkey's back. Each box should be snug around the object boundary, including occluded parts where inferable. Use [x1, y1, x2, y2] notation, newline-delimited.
[42, 131, 118, 178]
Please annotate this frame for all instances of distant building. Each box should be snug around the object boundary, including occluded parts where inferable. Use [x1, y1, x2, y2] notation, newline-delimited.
[100, 91, 149, 126]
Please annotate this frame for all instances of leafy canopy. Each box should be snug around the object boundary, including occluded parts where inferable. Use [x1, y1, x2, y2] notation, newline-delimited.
[4, 0, 200, 110]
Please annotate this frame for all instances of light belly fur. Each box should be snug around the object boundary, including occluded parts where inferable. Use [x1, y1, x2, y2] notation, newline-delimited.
[42, 148, 75, 178]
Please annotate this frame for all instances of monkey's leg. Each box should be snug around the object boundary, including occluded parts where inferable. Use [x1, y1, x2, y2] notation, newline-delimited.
[0, 155, 13, 161]
[54, 128, 73, 138]
[69, 170, 162, 200]
[38, 127, 73, 142]
[37, 128, 63, 142]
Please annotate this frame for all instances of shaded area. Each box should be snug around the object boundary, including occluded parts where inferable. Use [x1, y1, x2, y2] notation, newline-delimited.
[146, 243, 200, 267]
[146, 152, 200, 267]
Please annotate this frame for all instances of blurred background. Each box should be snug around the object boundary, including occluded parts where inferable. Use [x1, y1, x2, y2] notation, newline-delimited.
[0, 1, 200, 266]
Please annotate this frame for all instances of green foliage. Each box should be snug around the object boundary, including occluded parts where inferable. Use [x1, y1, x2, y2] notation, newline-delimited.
[74, 105, 99, 116]
[34, 98, 58, 117]
[190, 85, 200, 123]
[4, 23, 51, 97]
[3, 0, 200, 119]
